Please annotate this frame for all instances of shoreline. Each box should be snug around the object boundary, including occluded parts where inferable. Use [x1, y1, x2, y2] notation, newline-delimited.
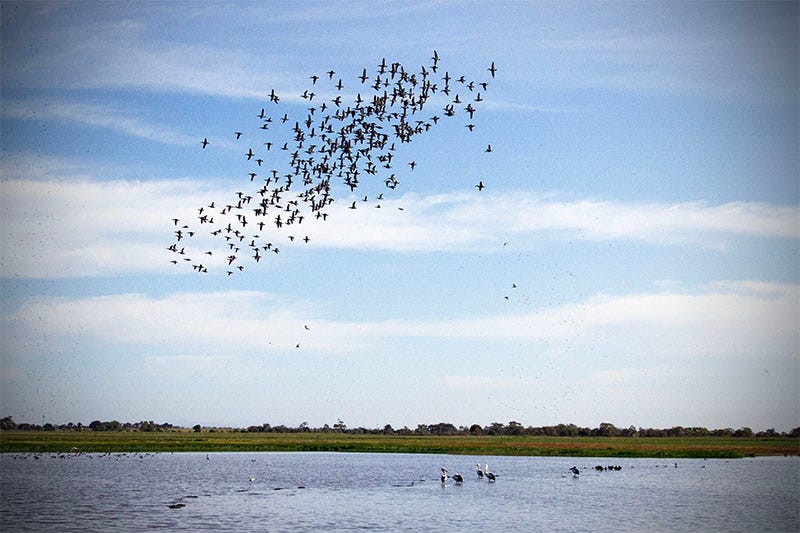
[2, 431, 797, 458]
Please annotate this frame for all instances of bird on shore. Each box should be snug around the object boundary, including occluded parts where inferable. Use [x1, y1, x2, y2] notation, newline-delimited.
[477, 462, 484, 478]
[452, 472, 463, 484]
[484, 464, 496, 481]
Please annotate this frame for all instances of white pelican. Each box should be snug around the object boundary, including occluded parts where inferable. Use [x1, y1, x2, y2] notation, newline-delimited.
[484, 464, 496, 481]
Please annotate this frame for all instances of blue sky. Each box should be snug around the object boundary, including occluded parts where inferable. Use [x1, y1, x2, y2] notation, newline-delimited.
[1, 1, 798, 431]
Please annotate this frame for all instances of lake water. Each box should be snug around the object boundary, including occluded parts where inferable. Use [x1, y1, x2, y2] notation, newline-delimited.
[1, 452, 797, 532]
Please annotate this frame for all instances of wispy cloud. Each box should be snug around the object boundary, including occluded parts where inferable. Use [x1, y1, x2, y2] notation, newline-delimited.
[3, 100, 199, 147]
[2, 169, 797, 278]
[3, 283, 796, 361]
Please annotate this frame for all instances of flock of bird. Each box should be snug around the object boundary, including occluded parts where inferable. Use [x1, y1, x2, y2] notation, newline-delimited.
[168, 52, 496, 274]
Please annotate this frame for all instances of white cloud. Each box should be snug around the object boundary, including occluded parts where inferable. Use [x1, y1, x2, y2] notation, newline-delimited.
[2, 172, 797, 278]
[3, 100, 199, 147]
[4, 283, 796, 361]
[441, 375, 519, 390]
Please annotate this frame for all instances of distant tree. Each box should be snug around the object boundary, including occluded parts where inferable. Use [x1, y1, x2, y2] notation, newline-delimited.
[89, 420, 102, 431]
[414, 424, 430, 435]
[192, 424, 202, 433]
[427, 422, 458, 436]
[621, 425, 638, 437]
[594, 422, 620, 437]
[668, 426, 685, 437]
[734, 427, 753, 438]
[790, 427, 800, 438]
[382, 424, 395, 435]
[485, 422, 505, 436]
[0, 416, 16, 430]
[468, 424, 483, 435]
[333, 419, 347, 432]
[504, 421, 523, 435]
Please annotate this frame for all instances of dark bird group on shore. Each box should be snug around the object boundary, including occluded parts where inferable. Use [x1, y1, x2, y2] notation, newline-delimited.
[168, 52, 495, 274]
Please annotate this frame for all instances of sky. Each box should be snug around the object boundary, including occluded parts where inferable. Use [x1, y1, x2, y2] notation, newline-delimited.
[1, 0, 798, 432]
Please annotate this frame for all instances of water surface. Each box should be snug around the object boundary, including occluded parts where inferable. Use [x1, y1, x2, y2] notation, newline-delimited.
[2, 452, 797, 531]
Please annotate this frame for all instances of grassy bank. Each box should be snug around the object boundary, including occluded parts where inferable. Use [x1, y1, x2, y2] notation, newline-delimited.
[2, 431, 798, 458]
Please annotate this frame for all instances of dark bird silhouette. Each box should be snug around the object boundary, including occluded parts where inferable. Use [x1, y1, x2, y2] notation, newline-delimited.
[171, 51, 495, 274]
[570, 466, 580, 477]
[475, 181, 485, 191]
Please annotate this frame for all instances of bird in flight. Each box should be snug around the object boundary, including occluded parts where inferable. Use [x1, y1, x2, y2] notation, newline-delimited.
[171, 51, 496, 274]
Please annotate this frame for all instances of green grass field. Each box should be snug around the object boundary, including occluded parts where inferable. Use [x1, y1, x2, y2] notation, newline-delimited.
[2, 431, 797, 458]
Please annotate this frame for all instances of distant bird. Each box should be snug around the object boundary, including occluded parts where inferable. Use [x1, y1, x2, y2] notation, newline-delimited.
[475, 181, 485, 191]
[201, 138, 209, 149]
[441, 468, 449, 484]
[484, 464, 496, 481]
[235, 132, 243, 139]
[488, 61, 497, 78]
[485, 144, 492, 153]
[570, 466, 580, 478]
[452, 473, 463, 484]
[477, 463, 484, 478]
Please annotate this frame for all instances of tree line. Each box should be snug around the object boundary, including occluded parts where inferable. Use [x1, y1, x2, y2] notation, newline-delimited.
[2, 416, 797, 438]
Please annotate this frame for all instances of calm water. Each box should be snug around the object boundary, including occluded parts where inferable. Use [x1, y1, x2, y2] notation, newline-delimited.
[1, 452, 797, 532]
